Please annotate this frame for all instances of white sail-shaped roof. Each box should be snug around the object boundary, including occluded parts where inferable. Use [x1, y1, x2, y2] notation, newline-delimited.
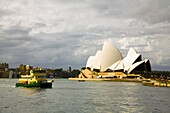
[144, 59, 149, 63]
[128, 61, 145, 74]
[127, 47, 137, 57]
[100, 41, 123, 71]
[86, 56, 95, 68]
[115, 60, 124, 71]
[108, 60, 121, 70]
[123, 47, 141, 71]
[84, 40, 151, 73]
[144, 59, 151, 72]
[91, 50, 102, 70]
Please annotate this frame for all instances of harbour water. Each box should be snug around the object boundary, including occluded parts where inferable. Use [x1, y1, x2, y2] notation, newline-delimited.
[0, 79, 169, 113]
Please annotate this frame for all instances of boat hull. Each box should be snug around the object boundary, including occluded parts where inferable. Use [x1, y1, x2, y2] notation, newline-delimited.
[16, 82, 52, 88]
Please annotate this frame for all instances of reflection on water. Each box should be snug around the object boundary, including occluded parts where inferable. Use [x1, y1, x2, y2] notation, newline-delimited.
[19, 88, 46, 96]
[0, 79, 169, 113]
[120, 83, 141, 112]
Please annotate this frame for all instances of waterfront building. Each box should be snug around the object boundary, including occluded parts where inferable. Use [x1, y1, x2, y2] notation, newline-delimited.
[9, 68, 19, 78]
[79, 41, 151, 79]
[0, 63, 9, 78]
[19, 64, 33, 76]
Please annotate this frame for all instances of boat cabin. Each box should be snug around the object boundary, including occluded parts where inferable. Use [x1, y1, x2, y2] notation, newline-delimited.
[19, 70, 47, 84]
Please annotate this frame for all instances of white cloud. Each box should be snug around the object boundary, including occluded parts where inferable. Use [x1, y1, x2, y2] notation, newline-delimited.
[118, 37, 151, 50]
[0, 0, 170, 70]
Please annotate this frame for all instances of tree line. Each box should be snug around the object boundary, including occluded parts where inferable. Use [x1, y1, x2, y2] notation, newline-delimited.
[46, 68, 80, 78]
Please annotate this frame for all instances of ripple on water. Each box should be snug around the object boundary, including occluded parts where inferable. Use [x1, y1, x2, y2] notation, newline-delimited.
[0, 84, 15, 88]
[0, 79, 170, 113]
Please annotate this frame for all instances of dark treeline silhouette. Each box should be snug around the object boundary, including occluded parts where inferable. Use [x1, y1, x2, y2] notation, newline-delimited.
[47, 68, 80, 78]
[139, 71, 170, 80]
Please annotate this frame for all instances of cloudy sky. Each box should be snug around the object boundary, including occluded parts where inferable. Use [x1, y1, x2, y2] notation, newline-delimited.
[0, 0, 170, 71]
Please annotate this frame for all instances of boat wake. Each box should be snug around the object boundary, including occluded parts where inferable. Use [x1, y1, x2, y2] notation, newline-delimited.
[0, 84, 15, 88]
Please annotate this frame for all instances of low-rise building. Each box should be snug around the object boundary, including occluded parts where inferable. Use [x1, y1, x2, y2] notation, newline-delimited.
[0, 63, 9, 78]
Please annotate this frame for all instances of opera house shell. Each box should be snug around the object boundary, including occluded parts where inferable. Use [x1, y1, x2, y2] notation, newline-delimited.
[79, 41, 151, 79]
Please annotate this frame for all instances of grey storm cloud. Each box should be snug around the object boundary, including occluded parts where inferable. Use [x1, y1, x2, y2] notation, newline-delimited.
[0, 0, 170, 70]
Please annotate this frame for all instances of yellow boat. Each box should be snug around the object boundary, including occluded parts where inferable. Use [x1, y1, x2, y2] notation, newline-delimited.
[16, 69, 54, 88]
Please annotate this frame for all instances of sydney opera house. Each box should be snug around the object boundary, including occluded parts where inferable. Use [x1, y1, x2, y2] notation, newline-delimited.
[78, 41, 151, 79]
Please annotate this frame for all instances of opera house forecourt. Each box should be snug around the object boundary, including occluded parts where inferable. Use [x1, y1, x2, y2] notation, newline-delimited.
[69, 41, 152, 82]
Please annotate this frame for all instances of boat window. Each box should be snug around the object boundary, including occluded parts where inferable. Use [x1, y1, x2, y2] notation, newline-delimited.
[33, 70, 46, 73]
[36, 76, 46, 78]
[22, 77, 33, 79]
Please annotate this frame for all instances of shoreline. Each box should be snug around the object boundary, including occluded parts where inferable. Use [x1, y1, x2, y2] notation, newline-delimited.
[68, 78, 170, 87]
[69, 78, 142, 82]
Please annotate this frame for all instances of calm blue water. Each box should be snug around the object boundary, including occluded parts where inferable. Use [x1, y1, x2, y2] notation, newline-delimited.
[0, 79, 169, 113]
